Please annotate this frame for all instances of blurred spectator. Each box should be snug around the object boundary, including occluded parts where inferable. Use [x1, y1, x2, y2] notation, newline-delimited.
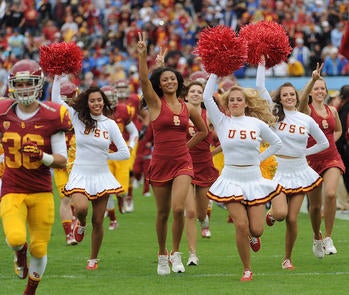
[1, 0, 349, 91]
[3, 2, 25, 31]
[61, 14, 79, 42]
[331, 22, 344, 48]
[288, 56, 305, 76]
[38, 0, 52, 24]
[326, 90, 342, 110]
[42, 20, 59, 43]
[272, 61, 289, 77]
[318, 20, 332, 48]
[23, 0, 39, 36]
[220, 0, 237, 29]
[309, 43, 323, 72]
[53, 0, 68, 27]
[291, 37, 311, 74]
[7, 28, 25, 59]
[0, 61, 7, 96]
[322, 47, 345, 76]
[0, 0, 6, 27]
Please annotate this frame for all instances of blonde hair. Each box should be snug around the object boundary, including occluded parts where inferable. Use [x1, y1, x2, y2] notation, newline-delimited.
[221, 85, 277, 126]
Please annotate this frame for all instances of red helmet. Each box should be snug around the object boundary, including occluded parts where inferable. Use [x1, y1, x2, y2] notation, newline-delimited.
[115, 79, 130, 99]
[101, 85, 118, 108]
[8, 59, 44, 105]
[60, 80, 79, 102]
[189, 71, 209, 83]
[218, 78, 236, 93]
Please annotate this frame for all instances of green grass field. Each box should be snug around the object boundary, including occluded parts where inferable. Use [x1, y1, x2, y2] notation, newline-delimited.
[0, 183, 348, 295]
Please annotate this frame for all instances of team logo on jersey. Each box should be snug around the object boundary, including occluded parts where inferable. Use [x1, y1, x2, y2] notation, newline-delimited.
[173, 115, 180, 126]
[3, 121, 10, 130]
[322, 119, 328, 129]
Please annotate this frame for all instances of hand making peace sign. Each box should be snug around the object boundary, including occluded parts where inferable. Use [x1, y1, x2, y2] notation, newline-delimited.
[137, 32, 147, 56]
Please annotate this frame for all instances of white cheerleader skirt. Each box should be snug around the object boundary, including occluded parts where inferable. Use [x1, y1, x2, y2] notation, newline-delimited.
[63, 162, 124, 200]
[207, 165, 283, 206]
[273, 157, 322, 195]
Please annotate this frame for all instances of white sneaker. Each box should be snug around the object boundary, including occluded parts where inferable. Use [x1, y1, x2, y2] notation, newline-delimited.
[187, 253, 199, 266]
[281, 258, 295, 270]
[66, 233, 77, 246]
[199, 215, 209, 228]
[108, 220, 118, 230]
[157, 254, 170, 275]
[313, 237, 325, 258]
[323, 237, 337, 255]
[169, 252, 185, 273]
[124, 198, 134, 213]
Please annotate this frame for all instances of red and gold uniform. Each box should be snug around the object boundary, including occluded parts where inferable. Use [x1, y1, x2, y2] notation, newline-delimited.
[133, 124, 153, 194]
[52, 129, 76, 198]
[211, 135, 224, 174]
[307, 104, 345, 175]
[188, 109, 218, 187]
[124, 93, 142, 169]
[148, 100, 194, 185]
[0, 100, 71, 256]
[108, 102, 132, 192]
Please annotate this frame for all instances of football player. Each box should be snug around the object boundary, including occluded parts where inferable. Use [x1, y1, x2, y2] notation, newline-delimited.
[0, 59, 71, 294]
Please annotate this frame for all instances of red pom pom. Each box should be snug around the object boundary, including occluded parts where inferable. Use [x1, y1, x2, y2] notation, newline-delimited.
[194, 25, 247, 77]
[239, 21, 292, 68]
[39, 42, 83, 76]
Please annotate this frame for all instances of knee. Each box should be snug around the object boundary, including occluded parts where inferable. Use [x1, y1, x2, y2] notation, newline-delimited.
[30, 241, 48, 258]
[6, 231, 26, 249]
[309, 199, 322, 211]
[157, 210, 169, 222]
[185, 209, 196, 220]
[91, 216, 104, 228]
[172, 206, 185, 219]
[250, 226, 264, 238]
[286, 216, 297, 226]
[273, 207, 288, 221]
[234, 219, 249, 234]
[325, 191, 337, 201]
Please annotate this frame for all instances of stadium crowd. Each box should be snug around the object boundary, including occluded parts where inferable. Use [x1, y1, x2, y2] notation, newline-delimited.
[1, 0, 349, 292]
[1, 0, 349, 96]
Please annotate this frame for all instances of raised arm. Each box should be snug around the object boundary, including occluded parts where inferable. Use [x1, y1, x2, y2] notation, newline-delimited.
[51, 74, 75, 117]
[203, 74, 224, 127]
[256, 58, 273, 107]
[298, 63, 323, 115]
[136, 32, 161, 112]
[52, 75, 68, 106]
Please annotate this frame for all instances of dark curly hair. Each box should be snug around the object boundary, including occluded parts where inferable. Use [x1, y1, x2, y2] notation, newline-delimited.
[149, 67, 185, 98]
[73, 86, 113, 131]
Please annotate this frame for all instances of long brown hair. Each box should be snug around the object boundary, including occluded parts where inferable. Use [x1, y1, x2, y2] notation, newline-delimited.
[73, 87, 113, 131]
[272, 82, 299, 122]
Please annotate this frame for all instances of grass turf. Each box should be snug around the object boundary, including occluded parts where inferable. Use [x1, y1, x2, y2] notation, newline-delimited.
[0, 183, 348, 295]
